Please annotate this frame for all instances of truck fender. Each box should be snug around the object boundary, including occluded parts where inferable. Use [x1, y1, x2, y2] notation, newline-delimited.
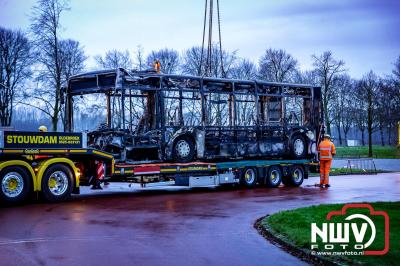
[0, 160, 37, 192]
[36, 158, 80, 191]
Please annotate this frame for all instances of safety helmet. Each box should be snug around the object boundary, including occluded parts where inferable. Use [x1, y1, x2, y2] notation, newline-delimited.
[39, 125, 48, 132]
[323, 133, 331, 139]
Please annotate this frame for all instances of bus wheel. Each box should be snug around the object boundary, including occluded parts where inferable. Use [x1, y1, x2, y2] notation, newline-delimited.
[41, 164, 73, 203]
[173, 137, 195, 163]
[241, 167, 257, 188]
[265, 166, 282, 188]
[283, 165, 304, 187]
[0, 166, 32, 204]
[291, 135, 306, 159]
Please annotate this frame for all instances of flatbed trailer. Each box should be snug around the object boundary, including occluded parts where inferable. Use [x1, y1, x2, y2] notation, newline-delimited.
[0, 131, 318, 204]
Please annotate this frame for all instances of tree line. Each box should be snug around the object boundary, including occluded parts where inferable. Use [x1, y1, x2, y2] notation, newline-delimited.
[1, 0, 399, 154]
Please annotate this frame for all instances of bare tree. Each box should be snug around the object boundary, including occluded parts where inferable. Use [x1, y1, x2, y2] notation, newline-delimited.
[389, 56, 400, 144]
[59, 39, 87, 81]
[24, 38, 86, 130]
[134, 45, 145, 71]
[376, 78, 399, 145]
[30, 0, 70, 131]
[94, 49, 132, 69]
[181, 45, 237, 78]
[230, 59, 257, 80]
[331, 74, 352, 145]
[0, 27, 33, 126]
[341, 79, 357, 145]
[358, 71, 380, 156]
[312, 51, 346, 135]
[146, 48, 179, 74]
[354, 81, 368, 146]
[292, 70, 318, 85]
[392, 56, 400, 87]
[258, 48, 298, 82]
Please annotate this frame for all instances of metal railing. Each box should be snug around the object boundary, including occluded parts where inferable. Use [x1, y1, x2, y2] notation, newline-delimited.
[346, 159, 377, 175]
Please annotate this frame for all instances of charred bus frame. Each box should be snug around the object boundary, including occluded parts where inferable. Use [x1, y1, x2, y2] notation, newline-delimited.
[65, 68, 322, 163]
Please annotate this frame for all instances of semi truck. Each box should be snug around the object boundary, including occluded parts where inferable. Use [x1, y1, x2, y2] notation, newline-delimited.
[0, 69, 322, 204]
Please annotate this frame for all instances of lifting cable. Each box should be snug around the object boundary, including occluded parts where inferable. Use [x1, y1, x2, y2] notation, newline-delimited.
[198, 0, 208, 76]
[199, 0, 225, 78]
[216, 0, 225, 78]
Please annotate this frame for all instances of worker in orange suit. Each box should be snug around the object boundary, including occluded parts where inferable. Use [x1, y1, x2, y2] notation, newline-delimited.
[153, 60, 161, 73]
[317, 134, 336, 188]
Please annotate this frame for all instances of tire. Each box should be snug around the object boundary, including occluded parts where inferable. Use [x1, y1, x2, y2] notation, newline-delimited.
[173, 137, 195, 163]
[41, 164, 74, 203]
[265, 166, 282, 188]
[290, 134, 307, 159]
[0, 166, 32, 204]
[241, 167, 258, 188]
[283, 165, 305, 187]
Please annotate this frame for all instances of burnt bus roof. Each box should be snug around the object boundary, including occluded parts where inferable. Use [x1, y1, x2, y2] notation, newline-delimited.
[67, 68, 320, 96]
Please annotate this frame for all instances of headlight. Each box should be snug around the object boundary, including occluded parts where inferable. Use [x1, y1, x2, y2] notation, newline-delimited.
[306, 131, 315, 141]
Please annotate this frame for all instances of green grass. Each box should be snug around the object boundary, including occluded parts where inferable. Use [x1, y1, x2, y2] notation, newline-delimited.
[308, 167, 386, 177]
[336, 145, 400, 158]
[262, 202, 399, 265]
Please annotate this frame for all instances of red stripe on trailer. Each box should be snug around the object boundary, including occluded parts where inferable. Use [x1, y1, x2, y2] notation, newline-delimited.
[134, 165, 160, 175]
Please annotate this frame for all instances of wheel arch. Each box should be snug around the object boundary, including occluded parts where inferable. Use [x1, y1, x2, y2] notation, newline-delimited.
[166, 128, 198, 160]
[36, 158, 80, 191]
[0, 160, 36, 192]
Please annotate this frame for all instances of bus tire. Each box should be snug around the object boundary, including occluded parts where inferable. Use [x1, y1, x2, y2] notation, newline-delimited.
[283, 165, 305, 187]
[265, 166, 282, 188]
[41, 164, 74, 203]
[290, 134, 307, 159]
[173, 137, 195, 163]
[241, 167, 257, 188]
[0, 166, 32, 204]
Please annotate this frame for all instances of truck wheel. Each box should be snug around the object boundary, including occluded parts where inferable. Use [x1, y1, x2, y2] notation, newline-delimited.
[41, 164, 74, 202]
[265, 166, 282, 188]
[0, 166, 32, 204]
[173, 137, 195, 163]
[291, 135, 306, 159]
[283, 165, 305, 187]
[241, 167, 257, 188]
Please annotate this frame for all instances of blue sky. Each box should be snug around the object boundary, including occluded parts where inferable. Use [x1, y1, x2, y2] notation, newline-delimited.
[0, 0, 399, 78]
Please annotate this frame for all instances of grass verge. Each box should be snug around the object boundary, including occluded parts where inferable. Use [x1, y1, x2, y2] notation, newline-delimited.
[308, 167, 388, 177]
[336, 145, 400, 158]
[260, 202, 399, 265]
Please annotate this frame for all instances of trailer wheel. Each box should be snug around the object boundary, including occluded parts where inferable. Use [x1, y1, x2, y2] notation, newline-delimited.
[41, 164, 74, 202]
[290, 134, 306, 159]
[173, 137, 195, 163]
[283, 165, 305, 187]
[0, 166, 32, 204]
[265, 166, 282, 188]
[241, 168, 257, 188]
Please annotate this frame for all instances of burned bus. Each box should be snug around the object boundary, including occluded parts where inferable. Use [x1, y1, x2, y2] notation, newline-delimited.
[64, 68, 322, 163]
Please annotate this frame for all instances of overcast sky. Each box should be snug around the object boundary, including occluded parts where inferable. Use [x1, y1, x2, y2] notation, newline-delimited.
[0, 0, 399, 78]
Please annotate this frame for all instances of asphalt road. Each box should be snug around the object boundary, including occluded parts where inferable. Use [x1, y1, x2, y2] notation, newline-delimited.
[1, 172, 399, 266]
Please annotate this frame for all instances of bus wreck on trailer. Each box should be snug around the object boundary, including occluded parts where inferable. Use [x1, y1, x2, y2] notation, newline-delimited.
[65, 68, 322, 163]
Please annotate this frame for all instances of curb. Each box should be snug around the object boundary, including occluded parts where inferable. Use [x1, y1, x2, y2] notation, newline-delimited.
[254, 216, 343, 266]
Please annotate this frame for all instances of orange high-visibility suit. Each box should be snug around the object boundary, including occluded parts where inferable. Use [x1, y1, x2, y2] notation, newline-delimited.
[318, 139, 336, 185]
[153, 60, 161, 73]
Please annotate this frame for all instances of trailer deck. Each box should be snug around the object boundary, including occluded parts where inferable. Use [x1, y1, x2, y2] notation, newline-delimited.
[0, 130, 318, 204]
